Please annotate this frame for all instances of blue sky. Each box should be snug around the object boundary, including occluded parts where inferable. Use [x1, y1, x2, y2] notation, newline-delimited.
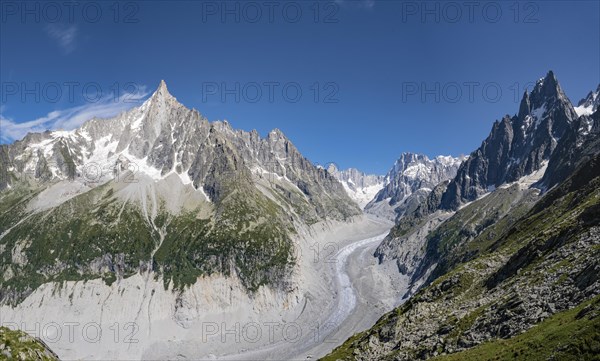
[1, 0, 599, 174]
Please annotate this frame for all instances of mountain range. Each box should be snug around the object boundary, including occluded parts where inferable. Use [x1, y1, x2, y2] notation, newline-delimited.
[1, 71, 599, 361]
[325, 71, 600, 360]
[0, 81, 361, 305]
[364, 153, 463, 220]
[326, 164, 385, 209]
[328, 153, 463, 217]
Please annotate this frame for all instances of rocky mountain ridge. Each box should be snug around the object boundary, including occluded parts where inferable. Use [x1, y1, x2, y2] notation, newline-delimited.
[1, 81, 359, 221]
[325, 149, 600, 361]
[326, 164, 385, 209]
[364, 153, 463, 220]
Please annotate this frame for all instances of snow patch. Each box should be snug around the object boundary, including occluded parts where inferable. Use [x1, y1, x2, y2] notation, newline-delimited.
[531, 103, 546, 129]
[575, 104, 595, 116]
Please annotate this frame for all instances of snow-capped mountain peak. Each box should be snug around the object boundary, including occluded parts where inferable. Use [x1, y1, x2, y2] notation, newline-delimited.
[440, 71, 579, 210]
[364, 152, 464, 219]
[1, 80, 360, 222]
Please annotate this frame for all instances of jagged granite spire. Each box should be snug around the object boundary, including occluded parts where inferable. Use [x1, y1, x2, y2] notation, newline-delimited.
[151, 80, 176, 102]
[519, 71, 570, 114]
[440, 71, 578, 210]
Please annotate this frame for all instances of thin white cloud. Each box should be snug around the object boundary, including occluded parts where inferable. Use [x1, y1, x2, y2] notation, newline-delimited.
[45, 24, 78, 54]
[0, 88, 148, 142]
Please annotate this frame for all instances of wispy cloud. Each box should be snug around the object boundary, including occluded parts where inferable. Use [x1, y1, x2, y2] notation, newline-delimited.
[45, 24, 78, 54]
[0, 88, 149, 142]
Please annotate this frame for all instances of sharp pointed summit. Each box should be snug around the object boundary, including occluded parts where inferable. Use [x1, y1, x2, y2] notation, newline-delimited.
[517, 70, 565, 120]
[150, 79, 176, 101]
[529, 70, 570, 111]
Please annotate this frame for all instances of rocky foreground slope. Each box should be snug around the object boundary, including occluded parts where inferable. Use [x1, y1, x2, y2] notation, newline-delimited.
[0, 327, 59, 360]
[324, 72, 600, 360]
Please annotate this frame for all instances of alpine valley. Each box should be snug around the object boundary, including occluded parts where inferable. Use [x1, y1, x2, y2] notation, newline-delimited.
[1, 72, 599, 361]
[0, 81, 401, 360]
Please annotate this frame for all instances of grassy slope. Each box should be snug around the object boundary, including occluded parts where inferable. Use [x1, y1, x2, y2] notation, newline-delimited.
[154, 182, 295, 292]
[431, 295, 600, 361]
[0, 182, 158, 304]
[0, 174, 295, 304]
[420, 184, 539, 283]
[0, 327, 59, 360]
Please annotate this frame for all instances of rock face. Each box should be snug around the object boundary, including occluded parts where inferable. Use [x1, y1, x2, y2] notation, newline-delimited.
[440, 71, 578, 210]
[324, 73, 600, 361]
[365, 153, 463, 220]
[541, 109, 600, 189]
[327, 164, 385, 209]
[0, 81, 361, 305]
